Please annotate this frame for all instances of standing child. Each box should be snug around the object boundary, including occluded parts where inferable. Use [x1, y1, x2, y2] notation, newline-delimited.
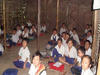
[13, 40, 30, 69]
[84, 40, 92, 56]
[71, 46, 85, 75]
[29, 53, 46, 75]
[81, 55, 94, 75]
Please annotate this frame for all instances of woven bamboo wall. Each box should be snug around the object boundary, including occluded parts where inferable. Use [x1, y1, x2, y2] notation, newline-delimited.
[0, 0, 93, 34]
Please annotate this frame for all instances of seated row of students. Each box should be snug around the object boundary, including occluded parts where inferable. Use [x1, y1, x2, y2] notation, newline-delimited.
[13, 40, 46, 75]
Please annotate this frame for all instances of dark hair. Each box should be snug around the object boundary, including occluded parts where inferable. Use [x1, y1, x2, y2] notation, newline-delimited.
[57, 38, 62, 42]
[67, 38, 74, 44]
[62, 32, 66, 35]
[13, 28, 17, 31]
[32, 51, 42, 59]
[85, 40, 91, 45]
[78, 46, 85, 54]
[66, 33, 70, 37]
[53, 28, 57, 32]
[73, 28, 77, 31]
[82, 55, 92, 65]
[22, 39, 28, 43]
[88, 30, 92, 34]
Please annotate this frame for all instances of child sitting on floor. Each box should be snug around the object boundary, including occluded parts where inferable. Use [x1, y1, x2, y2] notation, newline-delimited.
[40, 24, 47, 33]
[29, 25, 37, 39]
[81, 55, 94, 75]
[0, 43, 4, 56]
[71, 46, 85, 75]
[13, 40, 31, 69]
[60, 23, 67, 35]
[84, 40, 92, 56]
[46, 28, 59, 50]
[59, 39, 77, 65]
[71, 28, 80, 45]
[7, 29, 19, 47]
[29, 52, 46, 75]
[86, 30, 92, 43]
[22, 26, 29, 41]
[16, 25, 22, 37]
[52, 38, 65, 62]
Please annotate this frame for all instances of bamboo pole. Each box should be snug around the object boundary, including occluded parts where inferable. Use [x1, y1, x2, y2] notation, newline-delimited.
[37, 0, 41, 51]
[3, 0, 6, 50]
[92, 10, 98, 61]
[56, 0, 59, 30]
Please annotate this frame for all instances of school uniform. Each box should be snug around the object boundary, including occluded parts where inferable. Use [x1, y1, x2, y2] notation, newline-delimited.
[13, 46, 31, 68]
[7, 34, 19, 46]
[29, 64, 46, 75]
[87, 36, 92, 43]
[85, 47, 92, 56]
[0, 43, 4, 56]
[52, 45, 65, 62]
[16, 30, 22, 37]
[27, 22, 32, 27]
[62, 38, 67, 47]
[41, 26, 46, 32]
[65, 46, 77, 64]
[71, 33, 80, 45]
[60, 27, 66, 35]
[81, 68, 94, 75]
[48, 34, 59, 45]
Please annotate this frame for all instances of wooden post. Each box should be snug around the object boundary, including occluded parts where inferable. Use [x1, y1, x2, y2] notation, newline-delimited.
[37, 0, 41, 51]
[97, 55, 100, 75]
[56, 0, 59, 30]
[3, 0, 6, 50]
[92, 10, 98, 61]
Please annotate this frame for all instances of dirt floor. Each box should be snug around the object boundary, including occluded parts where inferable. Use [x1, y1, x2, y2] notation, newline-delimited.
[0, 33, 72, 75]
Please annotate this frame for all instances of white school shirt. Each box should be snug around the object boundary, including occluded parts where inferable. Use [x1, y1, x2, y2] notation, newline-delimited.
[29, 29, 36, 35]
[29, 64, 46, 75]
[60, 27, 66, 35]
[16, 30, 22, 37]
[41, 26, 46, 32]
[62, 38, 67, 46]
[27, 22, 32, 27]
[72, 34, 80, 45]
[0, 43, 4, 53]
[11, 34, 19, 43]
[85, 47, 92, 56]
[87, 36, 92, 43]
[81, 68, 94, 75]
[51, 34, 59, 41]
[77, 56, 81, 65]
[65, 46, 77, 58]
[0, 29, 3, 35]
[22, 31, 29, 38]
[55, 44, 66, 56]
[18, 47, 30, 63]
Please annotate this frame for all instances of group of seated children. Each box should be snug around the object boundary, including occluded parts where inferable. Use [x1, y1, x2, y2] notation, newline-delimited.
[13, 39, 46, 75]
[6, 20, 47, 47]
[47, 23, 93, 75]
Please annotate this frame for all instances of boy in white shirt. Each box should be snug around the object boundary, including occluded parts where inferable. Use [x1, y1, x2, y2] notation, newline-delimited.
[60, 23, 67, 35]
[46, 29, 59, 49]
[52, 38, 65, 62]
[7, 29, 19, 47]
[29, 52, 46, 75]
[0, 43, 4, 56]
[86, 30, 92, 43]
[13, 40, 31, 69]
[27, 20, 32, 28]
[40, 24, 46, 32]
[59, 39, 77, 65]
[71, 28, 80, 45]
[22, 26, 29, 41]
[81, 55, 94, 75]
[85, 40, 92, 56]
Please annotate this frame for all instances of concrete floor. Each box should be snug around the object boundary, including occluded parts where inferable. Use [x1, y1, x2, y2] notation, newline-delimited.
[0, 33, 72, 75]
